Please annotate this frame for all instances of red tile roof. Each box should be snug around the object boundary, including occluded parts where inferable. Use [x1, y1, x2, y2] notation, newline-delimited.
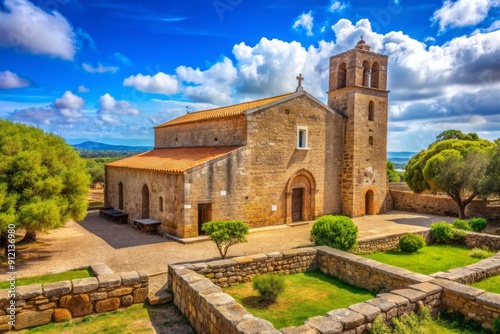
[106, 146, 244, 173]
[155, 92, 295, 128]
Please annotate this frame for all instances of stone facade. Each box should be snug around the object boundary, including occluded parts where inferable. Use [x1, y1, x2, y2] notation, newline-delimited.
[355, 230, 432, 254]
[105, 41, 390, 239]
[0, 264, 148, 331]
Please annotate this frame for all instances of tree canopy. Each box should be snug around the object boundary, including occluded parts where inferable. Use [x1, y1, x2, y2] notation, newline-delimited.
[405, 135, 495, 218]
[387, 161, 401, 182]
[0, 120, 90, 242]
[201, 220, 249, 259]
[435, 129, 479, 142]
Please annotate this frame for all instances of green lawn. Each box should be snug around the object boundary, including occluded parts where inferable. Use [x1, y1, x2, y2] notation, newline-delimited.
[469, 274, 500, 294]
[361, 244, 493, 275]
[223, 270, 374, 329]
[0, 268, 93, 289]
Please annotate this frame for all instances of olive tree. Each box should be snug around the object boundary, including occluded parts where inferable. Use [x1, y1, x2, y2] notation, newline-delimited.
[201, 220, 249, 259]
[0, 120, 90, 243]
[405, 134, 494, 219]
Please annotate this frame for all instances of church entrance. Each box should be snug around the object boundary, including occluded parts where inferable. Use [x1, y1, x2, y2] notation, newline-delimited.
[142, 184, 150, 219]
[292, 188, 303, 222]
[198, 203, 212, 235]
[365, 190, 374, 215]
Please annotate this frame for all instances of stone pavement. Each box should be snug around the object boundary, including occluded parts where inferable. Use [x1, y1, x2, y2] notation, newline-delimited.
[1, 210, 453, 294]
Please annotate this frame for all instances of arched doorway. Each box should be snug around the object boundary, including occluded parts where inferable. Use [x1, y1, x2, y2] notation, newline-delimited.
[365, 190, 375, 215]
[118, 182, 123, 210]
[286, 170, 316, 224]
[142, 184, 150, 219]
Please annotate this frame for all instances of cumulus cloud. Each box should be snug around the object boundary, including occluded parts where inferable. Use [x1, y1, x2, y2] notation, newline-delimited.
[0, 0, 76, 60]
[54, 91, 85, 117]
[431, 0, 500, 31]
[123, 72, 179, 95]
[293, 11, 314, 36]
[97, 93, 139, 117]
[82, 63, 119, 73]
[0, 70, 29, 89]
[78, 85, 89, 93]
[329, 1, 347, 12]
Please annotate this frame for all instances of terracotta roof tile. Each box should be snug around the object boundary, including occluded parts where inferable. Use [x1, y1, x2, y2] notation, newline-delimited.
[155, 92, 295, 128]
[106, 146, 244, 173]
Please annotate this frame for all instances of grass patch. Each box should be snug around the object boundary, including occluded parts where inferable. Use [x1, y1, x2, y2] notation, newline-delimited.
[0, 268, 94, 289]
[469, 274, 500, 294]
[361, 244, 493, 275]
[223, 270, 374, 329]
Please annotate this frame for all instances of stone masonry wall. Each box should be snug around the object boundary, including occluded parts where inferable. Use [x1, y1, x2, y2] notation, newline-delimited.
[432, 252, 500, 284]
[0, 263, 148, 331]
[355, 230, 432, 254]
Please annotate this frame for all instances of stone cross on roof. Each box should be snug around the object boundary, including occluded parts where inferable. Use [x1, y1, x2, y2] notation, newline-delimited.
[296, 73, 304, 92]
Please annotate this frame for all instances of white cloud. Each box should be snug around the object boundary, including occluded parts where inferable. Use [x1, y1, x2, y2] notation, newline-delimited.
[0, 70, 29, 89]
[82, 63, 119, 73]
[78, 85, 90, 93]
[54, 90, 84, 112]
[431, 0, 500, 31]
[329, 1, 347, 12]
[97, 93, 139, 116]
[0, 0, 76, 60]
[293, 11, 314, 36]
[123, 72, 179, 95]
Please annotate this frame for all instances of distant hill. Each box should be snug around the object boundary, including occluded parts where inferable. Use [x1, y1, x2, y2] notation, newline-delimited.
[387, 151, 418, 169]
[73, 141, 153, 158]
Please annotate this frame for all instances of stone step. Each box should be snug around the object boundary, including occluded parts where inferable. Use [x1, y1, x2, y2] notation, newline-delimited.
[148, 290, 173, 305]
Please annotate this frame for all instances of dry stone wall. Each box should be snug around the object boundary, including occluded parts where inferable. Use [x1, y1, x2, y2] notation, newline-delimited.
[355, 230, 432, 253]
[432, 252, 500, 284]
[0, 263, 148, 331]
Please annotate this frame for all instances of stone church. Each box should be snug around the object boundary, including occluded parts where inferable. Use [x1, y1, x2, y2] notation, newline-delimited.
[105, 39, 389, 238]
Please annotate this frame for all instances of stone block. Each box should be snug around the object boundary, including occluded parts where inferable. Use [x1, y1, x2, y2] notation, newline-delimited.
[236, 316, 278, 334]
[90, 263, 114, 276]
[267, 252, 283, 258]
[216, 303, 251, 326]
[365, 298, 396, 313]
[0, 324, 12, 332]
[0, 315, 9, 325]
[120, 271, 140, 286]
[133, 288, 148, 303]
[199, 287, 222, 296]
[72, 278, 99, 294]
[59, 295, 72, 308]
[190, 278, 217, 292]
[97, 274, 122, 288]
[251, 254, 268, 261]
[234, 256, 254, 264]
[121, 295, 134, 306]
[16, 284, 42, 300]
[95, 298, 120, 313]
[68, 294, 93, 317]
[137, 270, 149, 283]
[14, 309, 53, 330]
[281, 325, 319, 334]
[476, 292, 500, 309]
[180, 272, 204, 285]
[37, 302, 57, 311]
[89, 292, 107, 301]
[43, 281, 72, 298]
[408, 282, 442, 295]
[327, 308, 365, 329]
[348, 303, 381, 322]
[391, 289, 426, 303]
[53, 308, 71, 322]
[192, 262, 208, 270]
[430, 279, 484, 299]
[147, 291, 172, 305]
[108, 287, 133, 297]
[204, 292, 235, 310]
[305, 315, 343, 334]
[207, 259, 237, 269]
[376, 293, 410, 307]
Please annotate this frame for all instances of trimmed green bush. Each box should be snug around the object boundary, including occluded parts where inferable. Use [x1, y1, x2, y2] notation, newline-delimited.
[453, 219, 471, 231]
[252, 273, 285, 303]
[469, 217, 487, 232]
[310, 215, 358, 251]
[430, 222, 454, 243]
[399, 234, 425, 253]
[469, 246, 493, 259]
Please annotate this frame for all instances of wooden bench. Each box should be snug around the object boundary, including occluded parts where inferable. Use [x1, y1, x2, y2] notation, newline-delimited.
[133, 219, 161, 234]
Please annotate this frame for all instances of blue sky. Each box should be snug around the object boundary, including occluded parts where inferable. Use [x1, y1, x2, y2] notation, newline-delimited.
[0, 0, 499, 152]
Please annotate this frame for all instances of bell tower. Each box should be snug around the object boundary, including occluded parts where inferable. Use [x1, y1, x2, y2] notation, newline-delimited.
[328, 37, 389, 217]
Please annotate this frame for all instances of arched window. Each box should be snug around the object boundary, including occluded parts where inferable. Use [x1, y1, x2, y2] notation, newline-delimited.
[337, 63, 346, 89]
[369, 136, 374, 146]
[159, 196, 164, 212]
[118, 182, 123, 210]
[142, 184, 150, 219]
[362, 60, 371, 87]
[368, 101, 375, 121]
[371, 62, 380, 89]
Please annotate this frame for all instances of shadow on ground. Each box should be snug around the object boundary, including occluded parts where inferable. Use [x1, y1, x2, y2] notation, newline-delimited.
[80, 211, 171, 249]
[390, 215, 454, 228]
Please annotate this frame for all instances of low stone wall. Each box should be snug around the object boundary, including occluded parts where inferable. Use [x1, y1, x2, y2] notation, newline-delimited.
[170, 248, 318, 288]
[355, 230, 432, 253]
[0, 264, 149, 331]
[431, 252, 500, 284]
[465, 232, 500, 250]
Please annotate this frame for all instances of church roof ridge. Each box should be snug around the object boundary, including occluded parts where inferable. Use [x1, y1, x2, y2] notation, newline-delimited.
[155, 92, 297, 129]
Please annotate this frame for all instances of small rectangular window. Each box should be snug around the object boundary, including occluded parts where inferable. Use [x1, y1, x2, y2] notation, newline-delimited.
[297, 126, 309, 149]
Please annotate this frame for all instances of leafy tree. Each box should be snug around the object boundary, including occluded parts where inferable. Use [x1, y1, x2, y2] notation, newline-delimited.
[486, 144, 500, 195]
[201, 220, 249, 259]
[405, 137, 494, 218]
[435, 129, 479, 142]
[0, 120, 90, 243]
[387, 161, 401, 182]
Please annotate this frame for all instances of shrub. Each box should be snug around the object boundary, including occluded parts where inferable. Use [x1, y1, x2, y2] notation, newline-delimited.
[451, 228, 467, 243]
[399, 234, 425, 253]
[252, 273, 285, 303]
[370, 316, 391, 334]
[202, 220, 249, 259]
[469, 246, 493, 259]
[493, 318, 500, 334]
[469, 217, 487, 232]
[430, 222, 455, 243]
[453, 219, 471, 231]
[310, 215, 358, 251]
